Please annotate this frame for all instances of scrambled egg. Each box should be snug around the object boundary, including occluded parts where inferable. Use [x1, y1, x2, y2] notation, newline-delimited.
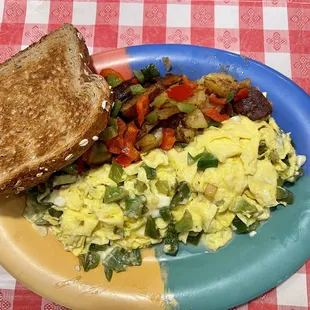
[24, 116, 306, 255]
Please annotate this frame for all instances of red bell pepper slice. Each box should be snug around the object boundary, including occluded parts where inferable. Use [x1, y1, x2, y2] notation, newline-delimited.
[114, 154, 133, 167]
[182, 75, 197, 90]
[117, 117, 127, 136]
[203, 108, 230, 122]
[136, 95, 150, 127]
[209, 94, 226, 105]
[122, 141, 140, 161]
[161, 128, 176, 151]
[234, 88, 249, 102]
[124, 123, 139, 144]
[100, 68, 124, 81]
[166, 85, 193, 102]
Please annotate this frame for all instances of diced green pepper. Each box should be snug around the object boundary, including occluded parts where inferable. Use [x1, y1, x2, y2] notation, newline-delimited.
[231, 199, 257, 214]
[104, 266, 113, 282]
[136, 180, 147, 192]
[286, 168, 304, 183]
[99, 118, 118, 141]
[130, 84, 146, 95]
[258, 140, 268, 155]
[145, 216, 160, 239]
[86, 143, 111, 165]
[159, 207, 172, 222]
[145, 110, 158, 124]
[103, 247, 126, 273]
[109, 162, 124, 184]
[151, 92, 168, 108]
[79, 251, 100, 272]
[187, 153, 196, 166]
[156, 180, 169, 195]
[104, 187, 127, 203]
[276, 186, 294, 205]
[232, 217, 260, 234]
[111, 100, 122, 118]
[121, 248, 142, 266]
[52, 175, 77, 187]
[89, 244, 109, 252]
[113, 226, 124, 237]
[197, 153, 218, 171]
[125, 196, 145, 218]
[170, 182, 191, 208]
[142, 164, 157, 180]
[133, 70, 145, 84]
[187, 232, 202, 246]
[34, 217, 49, 226]
[106, 75, 122, 88]
[208, 121, 221, 128]
[62, 164, 78, 175]
[175, 210, 193, 233]
[226, 92, 235, 103]
[177, 103, 196, 113]
[141, 63, 160, 82]
[164, 224, 179, 256]
[48, 208, 63, 218]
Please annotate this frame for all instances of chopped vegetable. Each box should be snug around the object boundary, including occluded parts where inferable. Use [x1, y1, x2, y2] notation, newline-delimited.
[164, 224, 178, 255]
[234, 88, 249, 102]
[111, 100, 122, 118]
[145, 216, 160, 239]
[135, 129, 163, 153]
[114, 154, 133, 167]
[99, 118, 119, 141]
[104, 187, 127, 203]
[161, 128, 176, 151]
[52, 175, 77, 187]
[79, 251, 100, 272]
[124, 123, 139, 144]
[141, 64, 160, 82]
[48, 208, 63, 218]
[104, 266, 113, 282]
[182, 75, 196, 90]
[130, 84, 146, 95]
[86, 143, 111, 165]
[145, 110, 158, 124]
[151, 92, 168, 108]
[177, 102, 196, 113]
[100, 68, 124, 81]
[184, 108, 208, 129]
[136, 180, 147, 192]
[187, 232, 202, 246]
[187, 151, 218, 171]
[175, 210, 193, 233]
[170, 182, 191, 208]
[106, 75, 123, 88]
[159, 207, 172, 222]
[156, 180, 169, 195]
[204, 184, 218, 199]
[232, 217, 260, 234]
[203, 107, 230, 122]
[89, 244, 108, 252]
[133, 70, 145, 84]
[208, 121, 221, 127]
[226, 92, 235, 103]
[142, 164, 157, 180]
[209, 94, 226, 105]
[109, 162, 124, 184]
[197, 153, 218, 171]
[258, 140, 268, 156]
[231, 199, 257, 214]
[136, 95, 150, 127]
[276, 186, 294, 205]
[167, 85, 193, 102]
[122, 141, 140, 161]
[125, 196, 145, 218]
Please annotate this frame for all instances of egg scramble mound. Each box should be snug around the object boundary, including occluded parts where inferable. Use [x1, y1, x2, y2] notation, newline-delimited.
[24, 116, 306, 279]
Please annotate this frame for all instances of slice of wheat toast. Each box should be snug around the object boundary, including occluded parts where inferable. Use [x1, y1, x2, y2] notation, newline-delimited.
[0, 24, 111, 195]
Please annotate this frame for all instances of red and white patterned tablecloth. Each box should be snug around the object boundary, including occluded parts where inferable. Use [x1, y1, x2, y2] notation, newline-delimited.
[0, 0, 309, 309]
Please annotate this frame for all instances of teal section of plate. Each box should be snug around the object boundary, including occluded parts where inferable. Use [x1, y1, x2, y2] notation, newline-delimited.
[125, 44, 310, 309]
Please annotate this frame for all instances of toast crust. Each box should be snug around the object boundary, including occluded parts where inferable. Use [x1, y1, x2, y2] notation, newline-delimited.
[0, 24, 111, 195]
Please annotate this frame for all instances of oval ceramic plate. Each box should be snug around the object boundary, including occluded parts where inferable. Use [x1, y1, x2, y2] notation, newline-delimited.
[1, 45, 310, 310]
